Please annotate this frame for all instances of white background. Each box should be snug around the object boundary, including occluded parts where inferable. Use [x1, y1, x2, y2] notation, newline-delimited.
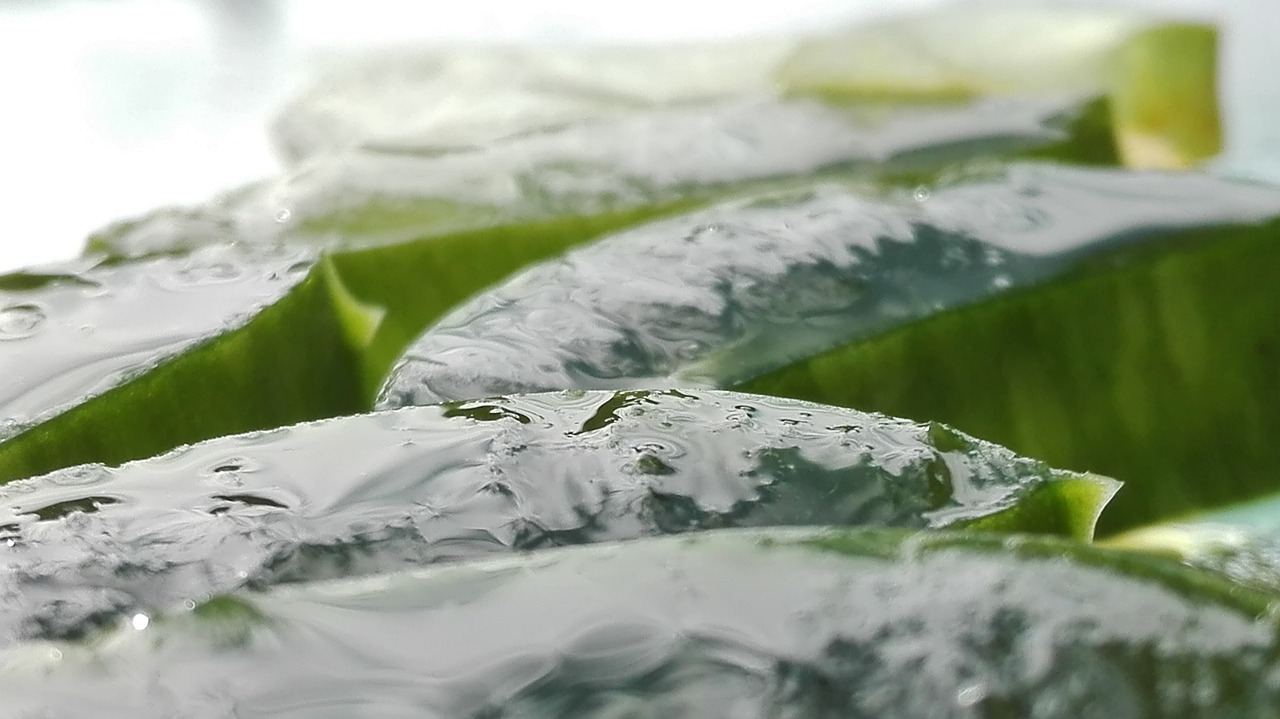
[1, 0, 1276, 272]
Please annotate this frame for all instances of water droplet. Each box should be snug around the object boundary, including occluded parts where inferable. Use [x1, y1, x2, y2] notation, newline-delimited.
[0, 417, 26, 440]
[205, 456, 262, 476]
[48, 648, 62, 661]
[25, 495, 120, 521]
[0, 303, 46, 340]
[957, 683, 988, 707]
[183, 599, 198, 611]
[275, 208, 293, 223]
[285, 260, 313, 278]
[48, 465, 110, 487]
[990, 274, 1013, 290]
[685, 223, 726, 243]
[130, 613, 150, 631]
[175, 261, 242, 286]
[913, 186, 931, 202]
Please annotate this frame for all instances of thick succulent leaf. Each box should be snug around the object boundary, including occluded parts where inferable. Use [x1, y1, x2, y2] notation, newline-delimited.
[0, 245, 312, 439]
[781, 10, 1219, 167]
[274, 4, 1211, 167]
[377, 166, 1280, 534]
[0, 246, 381, 484]
[329, 202, 706, 397]
[377, 165, 1280, 403]
[3, 199, 698, 482]
[743, 187, 1280, 533]
[90, 93, 1115, 258]
[4, 527, 1277, 717]
[87, 9, 1220, 259]
[0, 389, 1113, 644]
[1108, 494, 1280, 595]
[0, 252, 379, 483]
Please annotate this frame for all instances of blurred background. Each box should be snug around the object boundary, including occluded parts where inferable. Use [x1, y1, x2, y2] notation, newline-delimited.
[1, 0, 1276, 271]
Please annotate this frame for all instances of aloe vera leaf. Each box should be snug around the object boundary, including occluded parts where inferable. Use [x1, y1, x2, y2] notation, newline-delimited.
[6, 527, 1278, 717]
[274, 6, 1208, 168]
[779, 4, 1150, 99]
[781, 8, 1220, 167]
[89, 92, 1117, 259]
[743, 194, 1280, 534]
[1, 100, 1119, 480]
[0, 389, 1113, 644]
[1110, 24, 1220, 169]
[0, 246, 314, 440]
[269, 39, 796, 165]
[0, 254, 373, 484]
[329, 201, 704, 398]
[375, 165, 1280, 408]
[4, 198, 704, 483]
[1105, 493, 1280, 595]
[84, 9, 1216, 261]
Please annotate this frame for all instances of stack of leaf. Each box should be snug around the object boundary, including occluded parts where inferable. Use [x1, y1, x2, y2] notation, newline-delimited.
[3, 3, 1280, 716]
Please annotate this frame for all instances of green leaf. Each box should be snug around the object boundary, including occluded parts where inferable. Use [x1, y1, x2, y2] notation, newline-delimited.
[89, 93, 1120, 258]
[272, 4, 1210, 167]
[1110, 23, 1220, 169]
[377, 165, 1280, 535]
[743, 186, 1280, 534]
[0, 245, 373, 481]
[6, 527, 1277, 716]
[780, 7, 1220, 168]
[0, 246, 312, 438]
[14, 104, 1137, 481]
[1, 204, 689, 482]
[90, 2, 1216, 260]
[0, 389, 1112, 644]
[1107, 494, 1280, 595]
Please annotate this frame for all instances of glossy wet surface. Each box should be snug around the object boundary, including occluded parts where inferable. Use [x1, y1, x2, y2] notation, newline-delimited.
[0, 390, 1103, 645]
[3, 529, 1277, 718]
[3, 7, 1279, 712]
[0, 245, 313, 440]
[93, 93, 1104, 256]
[378, 165, 1280, 407]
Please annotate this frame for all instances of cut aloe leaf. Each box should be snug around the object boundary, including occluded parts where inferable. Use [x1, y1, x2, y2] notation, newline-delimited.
[0, 245, 322, 445]
[90, 93, 1117, 258]
[88, 2, 1220, 258]
[0, 390, 1113, 644]
[328, 201, 704, 397]
[269, 39, 798, 165]
[4, 203, 694, 482]
[0, 252, 370, 484]
[743, 187, 1280, 533]
[1110, 23, 1220, 169]
[377, 165, 1279, 401]
[377, 165, 1280, 534]
[780, 6, 1220, 168]
[5, 527, 1277, 717]
[0, 245, 315, 440]
[1107, 494, 1280, 595]
[275, 4, 1212, 168]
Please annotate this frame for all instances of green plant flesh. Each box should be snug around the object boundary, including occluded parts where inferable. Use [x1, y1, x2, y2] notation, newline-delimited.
[1, 7, 1275, 715]
[4, 528, 1277, 716]
[374, 166, 1280, 536]
[743, 212, 1280, 534]
[0, 390, 1114, 644]
[0, 96, 1133, 484]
